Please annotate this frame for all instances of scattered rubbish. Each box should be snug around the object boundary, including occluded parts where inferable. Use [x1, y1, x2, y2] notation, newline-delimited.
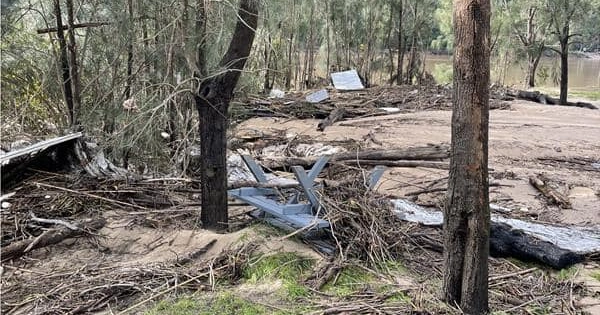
[269, 88, 285, 98]
[306, 89, 329, 103]
[330, 69, 364, 90]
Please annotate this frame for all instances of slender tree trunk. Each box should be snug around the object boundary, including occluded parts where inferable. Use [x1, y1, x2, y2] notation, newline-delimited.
[396, 0, 404, 85]
[196, 0, 207, 77]
[525, 44, 543, 88]
[53, 0, 75, 126]
[65, 0, 81, 127]
[325, 0, 331, 74]
[559, 30, 569, 105]
[444, 0, 491, 314]
[195, 0, 259, 231]
[125, 0, 134, 99]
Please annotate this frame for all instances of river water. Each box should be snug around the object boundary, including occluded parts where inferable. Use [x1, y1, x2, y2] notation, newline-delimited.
[425, 54, 600, 92]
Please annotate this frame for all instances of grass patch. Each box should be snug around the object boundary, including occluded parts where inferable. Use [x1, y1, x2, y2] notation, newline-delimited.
[536, 88, 600, 101]
[432, 63, 453, 85]
[569, 90, 600, 101]
[145, 296, 201, 315]
[555, 266, 578, 281]
[243, 252, 314, 299]
[322, 265, 374, 296]
[145, 292, 289, 315]
[592, 271, 600, 281]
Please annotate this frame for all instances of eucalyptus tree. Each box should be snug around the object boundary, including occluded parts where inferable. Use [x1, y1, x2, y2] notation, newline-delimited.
[195, 0, 259, 231]
[497, 0, 549, 88]
[544, 0, 593, 104]
[444, 0, 491, 313]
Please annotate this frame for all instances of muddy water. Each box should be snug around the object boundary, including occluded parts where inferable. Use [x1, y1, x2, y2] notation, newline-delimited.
[425, 54, 600, 92]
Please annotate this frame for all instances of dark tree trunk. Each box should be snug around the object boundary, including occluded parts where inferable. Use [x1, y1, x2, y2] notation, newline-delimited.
[65, 0, 81, 127]
[559, 29, 569, 105]
[196, 0, 207, 77]
[396, 0, 404, 85]
[53, 0, 75, 126]
[125, 0, 134, 99]
[194, 0, 259, 231]
[443, 0, 491, 314]
[525, 46, 543, 88]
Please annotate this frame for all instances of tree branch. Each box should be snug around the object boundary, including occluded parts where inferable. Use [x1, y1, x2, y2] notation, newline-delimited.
[36, 22, 111, 34]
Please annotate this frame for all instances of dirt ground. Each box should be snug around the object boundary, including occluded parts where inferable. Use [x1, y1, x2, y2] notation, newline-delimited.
[2, 97, 600, 314]
[236, 100, 600, 226]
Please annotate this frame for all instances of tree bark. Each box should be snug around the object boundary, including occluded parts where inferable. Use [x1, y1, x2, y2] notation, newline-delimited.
[559, 30, 569, 105]
[53, 0, 75, 126]
[195, 0, 259, 231]
[65, 0, 81, 127]
[444, 0, 491, 314]
[396, 0, 404, 85]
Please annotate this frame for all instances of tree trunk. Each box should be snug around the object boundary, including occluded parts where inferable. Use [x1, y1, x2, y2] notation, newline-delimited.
[524, 45, 543, 88]
[194, 0, 259, 231]
[53, 0, 75, 126]
[559, 30, 569, 105]
[65, 0, 81, 127]
[125, 0, 134, 99]
[444, 0, 491, 314]
[396, 0, 404, 85]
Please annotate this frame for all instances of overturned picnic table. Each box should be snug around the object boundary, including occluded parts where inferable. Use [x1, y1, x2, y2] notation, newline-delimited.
[228, 155, 385, 230]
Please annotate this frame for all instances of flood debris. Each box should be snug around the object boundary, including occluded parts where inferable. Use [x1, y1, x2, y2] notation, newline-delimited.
[529, 175, 572, 208]
[508, 90, 598, 109]
[330, 69, 364, 90]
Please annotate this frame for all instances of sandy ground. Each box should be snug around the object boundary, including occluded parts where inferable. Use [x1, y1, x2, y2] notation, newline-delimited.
[236, 100, 600, 227]
[3, 98, 600, 314]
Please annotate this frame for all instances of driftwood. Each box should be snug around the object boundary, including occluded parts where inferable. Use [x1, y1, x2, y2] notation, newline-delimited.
[490, 222, 583, 269]
[529, 175, 571, 208]
[393, 199, 600, 269]
[317, 108, 346, 131]
[262, 144, 449, 170]
[510, 90, 598, 109]
[2, 218, 106, 262]
[342, 159, 448, 169]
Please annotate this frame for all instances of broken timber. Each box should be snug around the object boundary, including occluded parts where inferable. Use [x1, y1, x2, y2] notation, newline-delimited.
[1, 218, 106, 262]
[393, 199, 600, 269]
[261, 144, 449, 170]
[529, 175, 572, 208]
[0, 133, 83, 190]
[509, 90, 598, 109]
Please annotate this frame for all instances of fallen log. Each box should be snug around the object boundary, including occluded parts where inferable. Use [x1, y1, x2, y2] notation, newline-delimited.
[529, 175, 571, 209]
[317, 108, 346, 131]
[1, 218, 106, 262]
[510, 90, 598, 109]
[261, 144, 449, 170]
[342, 159, 448, 169]
[393, 199, 599, 269]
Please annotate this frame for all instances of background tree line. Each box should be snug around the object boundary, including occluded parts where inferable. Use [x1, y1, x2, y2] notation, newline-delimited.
[1, 0, 599, 172]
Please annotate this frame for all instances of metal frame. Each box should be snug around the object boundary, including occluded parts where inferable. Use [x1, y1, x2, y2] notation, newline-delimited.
[229, 155, 386, 230]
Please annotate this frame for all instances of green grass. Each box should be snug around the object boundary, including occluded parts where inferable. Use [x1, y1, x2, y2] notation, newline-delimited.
[322, 265, 374, 296]
[145, 296, 201, 315]
[569, 90, 600, 101]
[144, 292, 293, 315]
[243, 252, 315, 299]
[592, 271, 600, 282]
[432, 63, 453, 85]
[536, 88, 600, 101]
[555, 266, 578, 281]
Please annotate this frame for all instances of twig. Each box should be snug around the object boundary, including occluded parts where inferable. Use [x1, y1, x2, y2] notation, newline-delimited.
[489, 267, 537, 282]
[116, 265, 228, 314]
[30, 211, 80, 230]
[32, 181, 149, 210]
